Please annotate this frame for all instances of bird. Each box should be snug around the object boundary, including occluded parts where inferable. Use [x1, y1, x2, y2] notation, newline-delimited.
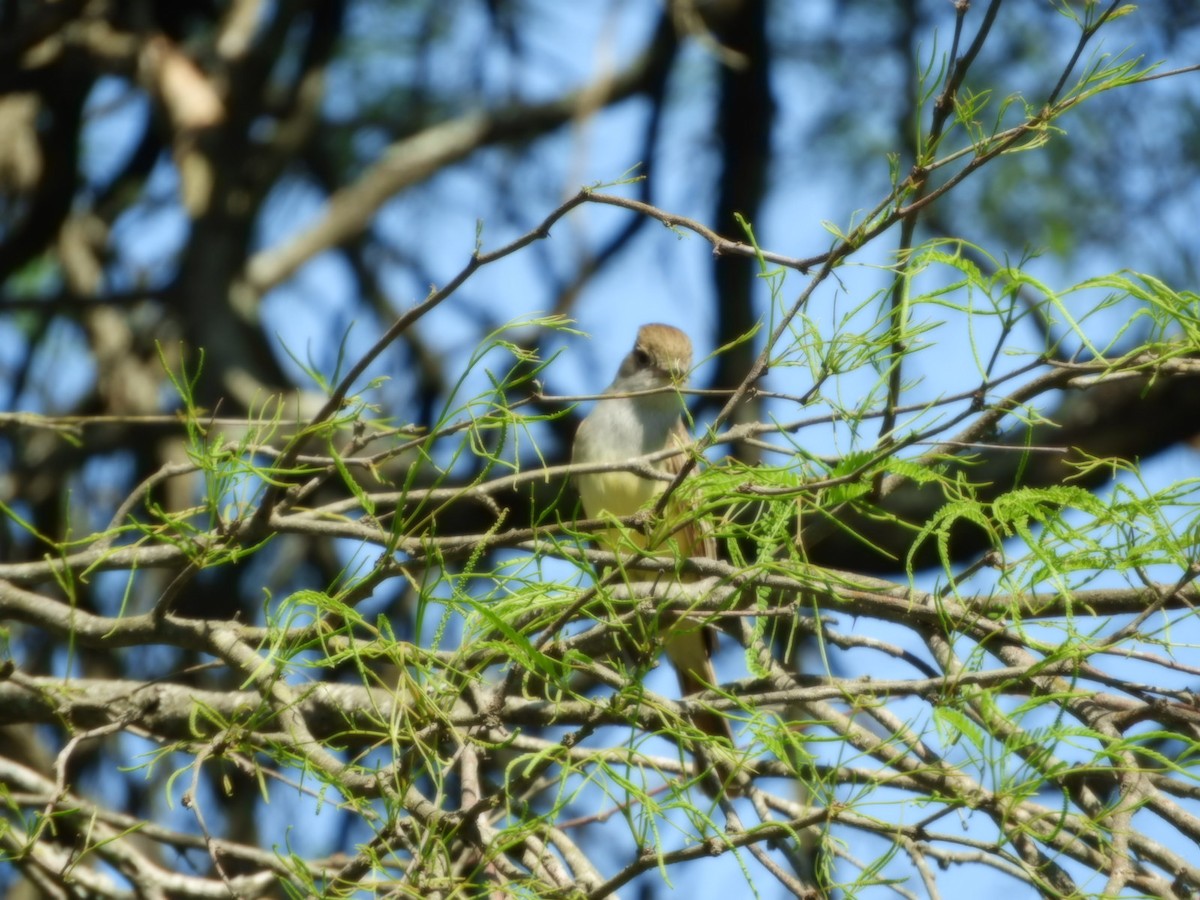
[571, 323, 736, 762]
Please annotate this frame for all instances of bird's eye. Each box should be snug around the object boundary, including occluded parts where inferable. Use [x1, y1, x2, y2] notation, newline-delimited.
[631, 348, 651, 368]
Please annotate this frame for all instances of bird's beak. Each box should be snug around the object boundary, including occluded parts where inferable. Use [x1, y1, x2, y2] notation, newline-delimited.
[667, 358, 688, 385]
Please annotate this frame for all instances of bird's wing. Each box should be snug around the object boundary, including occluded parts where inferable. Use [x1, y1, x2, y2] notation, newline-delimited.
[659, 417, 733, 757]
[660, 416, 717, 559]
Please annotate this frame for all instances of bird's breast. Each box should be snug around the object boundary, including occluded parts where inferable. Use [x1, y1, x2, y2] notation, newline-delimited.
[574, 398, 673, 518]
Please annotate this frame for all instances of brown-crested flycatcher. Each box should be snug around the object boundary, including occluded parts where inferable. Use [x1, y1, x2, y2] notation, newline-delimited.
[571, 323, 732, 747]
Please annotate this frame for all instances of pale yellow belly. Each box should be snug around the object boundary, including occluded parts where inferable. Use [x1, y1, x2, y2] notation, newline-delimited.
[577, 470, 663, 551]
[578, 470, 661, 518]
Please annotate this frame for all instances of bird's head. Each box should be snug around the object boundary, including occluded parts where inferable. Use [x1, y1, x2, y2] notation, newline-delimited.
[616, 323, 693, 393]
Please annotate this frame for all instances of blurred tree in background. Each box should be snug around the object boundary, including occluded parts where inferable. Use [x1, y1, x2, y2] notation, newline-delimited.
[3, 1, 1200, 897]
